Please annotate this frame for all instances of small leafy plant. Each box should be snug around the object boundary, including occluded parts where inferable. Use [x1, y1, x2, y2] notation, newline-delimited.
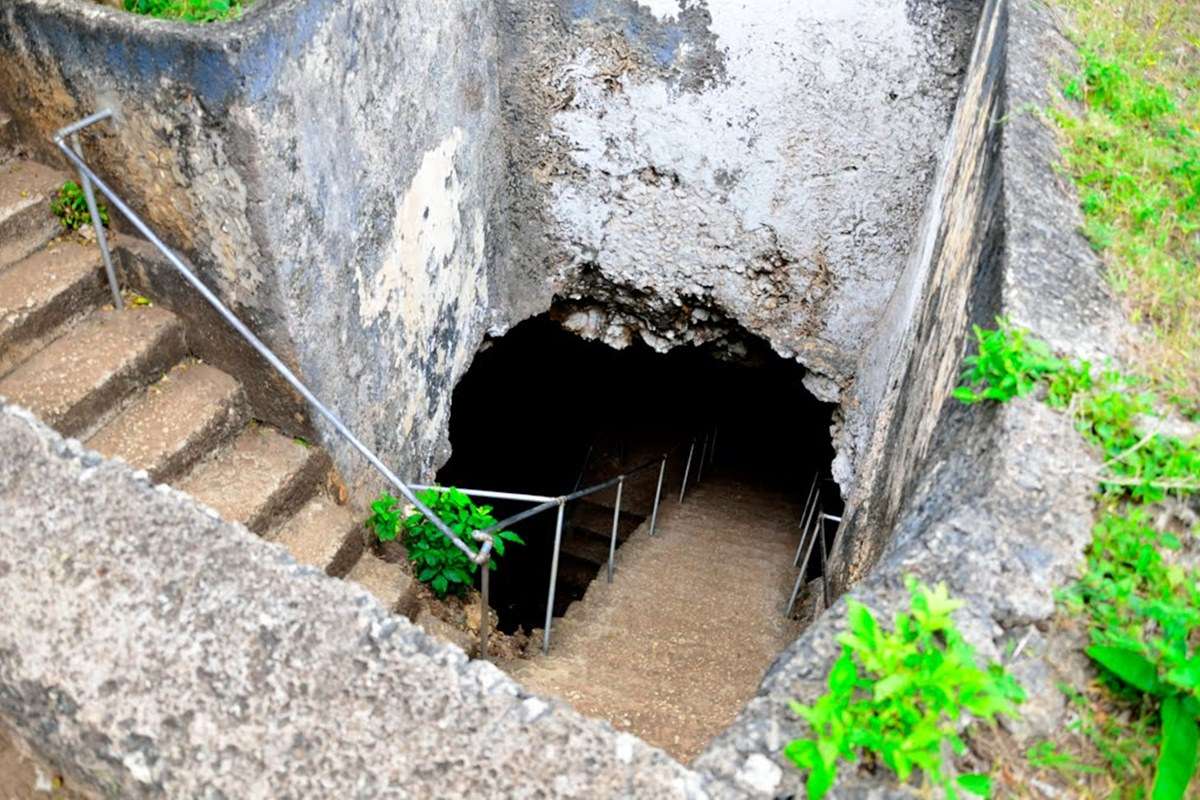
[952, 320, 1067, 405]
[784, 578, 1024, 799]
[123, 0, 246, 22]
[367, 487, 524, 599]
[1065, 509, 1200, 800]
[50, 180, 108, 231]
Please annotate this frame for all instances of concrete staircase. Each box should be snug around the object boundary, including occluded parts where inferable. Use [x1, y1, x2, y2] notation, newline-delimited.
[504, 478, 805, 763]
[0, 133, 413, 617]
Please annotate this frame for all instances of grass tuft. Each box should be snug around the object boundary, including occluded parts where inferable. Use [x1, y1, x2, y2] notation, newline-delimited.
[1052, 0, 1200, 409]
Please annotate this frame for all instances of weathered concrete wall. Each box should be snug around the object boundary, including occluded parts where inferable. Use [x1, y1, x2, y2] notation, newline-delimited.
[0, 402, 709, 798]
[0, 0, 980, 496]
[0, 0, 504, 489]
[693, 0, 1134, 795]
[497, 0, 980, 397]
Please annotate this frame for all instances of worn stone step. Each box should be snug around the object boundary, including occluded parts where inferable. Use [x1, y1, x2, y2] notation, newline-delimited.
[0, 160, 66, 268]
[345, 552, 417, 614]
[0, 306, 185, 437]
[560, 529, 617, 566]
[568, 500, 646, 540]
[178, 425, 329, 534]
[267, 495, 364, 578]
[0, 240, 107, 377]
[86, 361, 246, 484]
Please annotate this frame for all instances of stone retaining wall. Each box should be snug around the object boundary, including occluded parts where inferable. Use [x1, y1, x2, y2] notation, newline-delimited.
[0, 0, 1140, 796]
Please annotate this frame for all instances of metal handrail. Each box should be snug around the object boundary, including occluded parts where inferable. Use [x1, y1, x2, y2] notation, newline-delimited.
[420, 439, 696, 655]
[785, 472, 843, 617]
[52, 113, 493, 597]
[55, 108, 714, 662]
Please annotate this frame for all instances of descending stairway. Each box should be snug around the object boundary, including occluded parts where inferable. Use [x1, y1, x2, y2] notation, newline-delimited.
[550, 499, 647, 612]
[505, 478, 805, 763]
[0, 122, 414, 621]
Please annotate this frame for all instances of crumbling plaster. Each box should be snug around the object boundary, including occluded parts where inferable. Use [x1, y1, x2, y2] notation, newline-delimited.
[1, 0, 979, 497]
[499, 0, 981, 399]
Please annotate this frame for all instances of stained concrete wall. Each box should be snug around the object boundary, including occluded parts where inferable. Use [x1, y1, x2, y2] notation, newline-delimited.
[0, 0, 979, 495]
[0, 402, 709, 799]
[0, 0, 504, 490]
[499, 0, 980, 399]
[694, 0, 1135, 794]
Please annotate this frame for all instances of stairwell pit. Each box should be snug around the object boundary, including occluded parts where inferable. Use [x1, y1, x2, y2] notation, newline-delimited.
[437, 312, 844, 638]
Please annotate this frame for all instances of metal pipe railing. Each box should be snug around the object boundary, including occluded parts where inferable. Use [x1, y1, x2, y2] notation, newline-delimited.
[53, 113, 491, 621]
[679, 439, 696, 503]
[57, 107, 712, 661]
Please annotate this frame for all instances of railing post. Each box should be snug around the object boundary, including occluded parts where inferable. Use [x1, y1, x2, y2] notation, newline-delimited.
[795, 474, 820, 566]
[785, 569, 806, 618]
[679, 440, 695, 503]
[819, 514, 830, 610]
[789, 508, 823, 615]
[542, 500, 567, 656]
[649, 456, 666, 536]
[709, 426, 718, 467]
[697, 433, 709, 484]
[71, 133, 122, 311]
[607, 476, 624, 583]
[479, 559, 490, 662]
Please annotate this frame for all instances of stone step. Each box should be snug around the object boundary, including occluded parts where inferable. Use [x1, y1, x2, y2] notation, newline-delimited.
[178, 425, 329, 534]
[0, 305, 186, 437]
[267, 495, 364, 578]
[86, 361, 246, 484]
[0, 160, 66, 268]
[568, 499, 646, 541]
[0, 240, 107, 377]
[560, 529, 616, 566]
[345, 552, 417, 614]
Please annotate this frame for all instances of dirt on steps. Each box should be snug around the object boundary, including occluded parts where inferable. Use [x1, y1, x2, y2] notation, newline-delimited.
[179, 425, 331, 534]
[505, 478, 806, 763]
[87, 360, 246, 483]
[0, 304, 186, 437]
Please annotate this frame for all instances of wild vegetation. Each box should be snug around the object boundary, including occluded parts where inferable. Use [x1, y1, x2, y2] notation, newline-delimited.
[1052, 0, 1200, 409]
[50, 180, 107, 232]
[120, 0, 247, 23]
[956, 320, 1200, 798]
[367, 488, 523, 599]
[784, 579, 1024, 799]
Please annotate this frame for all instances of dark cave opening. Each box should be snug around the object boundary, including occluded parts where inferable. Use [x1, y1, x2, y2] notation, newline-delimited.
[436, 313, 845, 634]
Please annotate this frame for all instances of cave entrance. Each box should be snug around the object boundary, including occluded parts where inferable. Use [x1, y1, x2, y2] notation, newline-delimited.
[436, 313, 843, 635]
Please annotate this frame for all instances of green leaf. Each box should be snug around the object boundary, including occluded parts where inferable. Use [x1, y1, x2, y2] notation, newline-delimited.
[1152, 696, 1199, 800]
[1087, 645, 1163, 694]
[957, 773, 992, 797]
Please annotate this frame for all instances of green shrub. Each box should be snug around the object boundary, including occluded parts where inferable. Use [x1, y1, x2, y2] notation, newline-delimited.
[1065, 509, 1200, 799]
[784, 579, 1024, 799]
[50, 180, 108, 231]
[367, 488, 523, 599]
[123, 0, 246, 23]
[956, 323, 1200, 797]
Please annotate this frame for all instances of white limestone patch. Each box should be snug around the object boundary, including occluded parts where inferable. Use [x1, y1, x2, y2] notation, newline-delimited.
[358, 127, 468, 325]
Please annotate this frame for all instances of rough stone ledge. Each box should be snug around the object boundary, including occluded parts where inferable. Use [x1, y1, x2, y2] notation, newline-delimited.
[0, 402, 707, 798]
[692, 0, 1133, 796]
